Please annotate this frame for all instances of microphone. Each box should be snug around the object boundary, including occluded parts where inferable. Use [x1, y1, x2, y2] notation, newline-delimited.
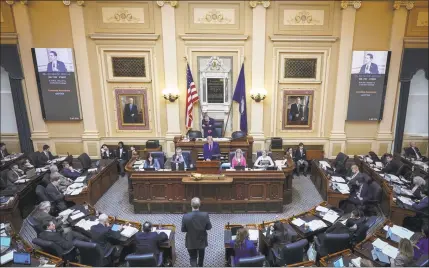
[227, 222, 230, 228]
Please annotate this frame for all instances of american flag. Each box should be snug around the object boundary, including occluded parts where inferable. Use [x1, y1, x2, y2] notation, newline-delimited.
[185, 63, 199, 128]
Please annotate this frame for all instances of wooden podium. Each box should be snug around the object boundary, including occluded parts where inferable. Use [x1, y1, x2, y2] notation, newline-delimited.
[196, 160, 220, 174]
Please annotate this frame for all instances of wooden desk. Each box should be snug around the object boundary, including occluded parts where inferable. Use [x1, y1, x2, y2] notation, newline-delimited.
[130, 169, 284, 213]
[0, 195, 22, 232]
[65, 159, 118, 205]
[182, 176, 233, 184]
[174, 136, 254, 167]
[354, 235, 396, 267]
[0, 153, 25, 172]
[224, 224, 258, 266]
[320, 249, 362, 267]
[390, 203, 416, 226]
[375, 219, 421, 245]
[281, 156, 295, 204]
[395, 152, 428, 177]
[288, 211, 331, 239]
[32, 250, 64, 267]
[287, 260, 315, 267]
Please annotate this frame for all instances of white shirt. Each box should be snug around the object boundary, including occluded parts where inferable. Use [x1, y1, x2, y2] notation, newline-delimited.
[255, 155, 274, 168]
[119, 148, 123, 156]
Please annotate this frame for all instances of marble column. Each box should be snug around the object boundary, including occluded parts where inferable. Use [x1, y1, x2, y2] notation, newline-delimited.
[376, 1, 414, 152]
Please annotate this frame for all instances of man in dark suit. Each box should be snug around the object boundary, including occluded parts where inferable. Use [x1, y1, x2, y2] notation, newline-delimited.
[38, 145, 56, 167]
[90, 214, 123, 258]
[201, 113, 216, 138]
[181, 197, 212, 267]
[295, 143, 309, 176]
[123, 97, 139, 123]
[290, 97, 305, 122]
[115, 141, 128, 176]
[381, 154, 399, 174]
[203, 136, 220, 161]
[7, 164, 25, 184]
[405, 142, 426, 161]
[341, 176, 370, 213]
[359, 53, 379, 74]
[172, 147, 191, 170]
[39, 220, 89, 255]
[134, 221, 168, 259]
[47, 51, 67, 72]
[0, 142, 9, 160]
[46, 176, 67, 211]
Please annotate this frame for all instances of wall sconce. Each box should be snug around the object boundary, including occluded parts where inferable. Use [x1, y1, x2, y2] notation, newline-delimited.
[162, 88, 179, 102]
[250, 88, 267, 102]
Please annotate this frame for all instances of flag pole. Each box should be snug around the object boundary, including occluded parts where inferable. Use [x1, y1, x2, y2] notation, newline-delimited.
[185, 56, 203, 131]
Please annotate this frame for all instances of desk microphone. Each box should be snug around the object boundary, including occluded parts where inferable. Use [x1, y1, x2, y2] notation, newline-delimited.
[262, 221, 265, 228]
[227, 222, 230, 228]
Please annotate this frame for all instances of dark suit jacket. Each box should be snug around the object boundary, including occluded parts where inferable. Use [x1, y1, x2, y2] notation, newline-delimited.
[381, 161, 399, 174]
[46, 183, 64, 202]
[39, 230, 73, 252]
[115, 148, 129, 161]
[295, 148, 307, 162]
[90, 223, 122, 254]
[0, 149, 9, 160]
[123, 104, 139, 123]
[172, 153, 191, 169]
[359, 63, 379, 74]
[405, 147, 423, 159]
[134, 231, 168, 256]
[101, 150, 114, 159]
[290, 103, 304, 121]
[412, 186, 423, 200]
[350, 183, 370, 204]
[203, 142, 220, 160]
[7, 169, 22, 183]
[47, 61, 67, 72]
[181, 210, 212, 249]
[202, 118, 216, 138]
[33, 211, 61, 227]
[38, 151, 56, 166]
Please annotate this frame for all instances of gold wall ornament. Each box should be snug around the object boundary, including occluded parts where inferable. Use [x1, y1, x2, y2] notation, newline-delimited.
[156, 1, 178, 8]
[393, 1, 415, 10]
[62, 0, 85, 6]
[62, 0, 71, 6]
[196, 9, 232, 24]
[340, 1, 361, 9]
[5, 1, 27, 5]
[249, 1, 270, 8]
[107, 8, 140, 23]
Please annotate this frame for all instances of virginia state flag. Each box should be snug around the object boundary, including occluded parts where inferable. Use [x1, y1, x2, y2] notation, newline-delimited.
[232, 63, 247, 133]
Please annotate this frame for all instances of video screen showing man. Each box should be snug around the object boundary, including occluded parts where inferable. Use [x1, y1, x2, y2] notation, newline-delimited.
[123, 97, 139, 124]
[359, 53, 379, 74]
[47, 51, 67, 72]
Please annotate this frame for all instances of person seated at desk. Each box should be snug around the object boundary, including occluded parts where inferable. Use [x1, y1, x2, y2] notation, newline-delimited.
[391, 238, 415, 267]
[201, 113, 216, 138]
[172, 147, 191, 170]
[414, 224, 429, 260]
[366, 151, 381, 163]
[39, 220, 89, 255]
[134, 221, 168, 259]
[33, 201, 63, 228]
[295, 143, 309, 176]
[100, 144, 114, 159]
[143, 153, 160, 170]
[254, 150, 274, 169]
[229, 228, 257, 265]
[130, 146, 139, 159]
[91, 214, 124, 259]
[340, 176, 370, 213]
[268, 221, 289, 252]
[61, 161, 81, 180]
[405, 142, 427, 161]
[203, 136, 220, 161]
[381, 154, 399, 174]
[7, 164, 25, 183]
[17, 159, 34, 171]
[231, 149, 247, 169]
[46, 176, 68, 211]
[0, 142, 9, 160]
[409, 176, 426, 199]
[320, 209, 365, 238]
[50, 165, 73, 192]
[287, 148, 296, 162]
[116, 141, 129, 177]
[38, 145, 56, 167]
[347, 165, 364, 189]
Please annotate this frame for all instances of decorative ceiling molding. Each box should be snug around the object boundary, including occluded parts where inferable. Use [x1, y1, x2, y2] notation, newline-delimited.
[340, 1, 362, 9]
[393, 1, 415, 10]
[269, 35, 339, 43]
[62, 1, 84, 6]
[249, 1, 270, 8]
[88, 33, 160, 41]
[0, 33, 18, 40]
[179, 34, 248, 41]
[403, 37, 428, 44]
[5, 1, 27, 5]
[156, 1, 178, 8]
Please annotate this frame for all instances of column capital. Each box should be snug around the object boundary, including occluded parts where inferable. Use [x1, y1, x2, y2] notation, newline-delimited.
[156, 1, 178, 8]
[62, 1, 85, 6]
[340, 1, 361, 10]
[5, 1, 27, 5]
[393, 1, 415, 10]
[249, 1, 270, 8]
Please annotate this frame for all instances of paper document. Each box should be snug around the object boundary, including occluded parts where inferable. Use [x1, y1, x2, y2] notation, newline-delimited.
[75, 219, 99, 231]
[375, 248, 389, 263]
[365, 157, 373, 163]
[333, 183, 350, 194]
[319, 161, 331, 169]
[69, 183, 84, 189]
[375, 162, 383, 168]
[400, 188, 413, 196]
[372, 238, 388, 250]
[382, 244, 399, 259]
[389, 225, 414, 243]
[14, 179, 29, 184]
[41, 264, 56, 267]
[315, 206, 329, 213]
[88, 168, 97, 173]
[0, 250, 14, 265]
[373, 168, 381, 172]
[351, 257, 362, 267]
[331, 176, 345, 183]
[248, 229, 259, 241]
[121, 226, 138, 238]
[74, 176, 86, 183]
[231, 235, 236, 240]
[70, 212, 85, 221]
[71, 188, 83, 195]
[275, 160, 286, 167]
[398, 196, 413, 206]
[307, 220, 327, 231]
[291, 218, 306, 227]
[59, 209, 75, 217]
[322, 212, 339, 224]
[156, 229, 171, 238]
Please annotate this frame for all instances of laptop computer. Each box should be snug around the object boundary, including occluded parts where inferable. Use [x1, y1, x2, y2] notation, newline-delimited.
[0, 236, 11, 254]
[13, 252, 31, 265]
[171, 162, 185, 171]
[144, 168, 156, 171]
[25, 168, 36, 178]
[234, 165, 245, 171]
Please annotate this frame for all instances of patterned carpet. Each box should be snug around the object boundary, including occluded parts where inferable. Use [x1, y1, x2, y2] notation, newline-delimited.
[94, 174, 323, 267]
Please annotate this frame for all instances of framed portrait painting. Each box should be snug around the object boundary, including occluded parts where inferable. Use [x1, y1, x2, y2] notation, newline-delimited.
[115, 88, 150, 131]
[282, 90, 314, 130]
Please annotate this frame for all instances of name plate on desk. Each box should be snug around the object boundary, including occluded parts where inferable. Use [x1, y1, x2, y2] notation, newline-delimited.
[182, 176, 233, 184]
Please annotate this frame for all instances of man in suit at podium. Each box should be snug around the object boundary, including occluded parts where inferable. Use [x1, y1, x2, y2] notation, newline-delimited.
[359, 53, 379, 74]
[47, 51, 67, 72]
[203, 136, 220, 161]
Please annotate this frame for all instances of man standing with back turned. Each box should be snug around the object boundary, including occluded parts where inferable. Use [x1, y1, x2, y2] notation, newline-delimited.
[181, 197, 212, 267]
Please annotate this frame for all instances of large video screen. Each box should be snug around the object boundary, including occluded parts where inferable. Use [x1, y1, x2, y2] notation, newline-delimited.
[31, 48, 81, 121]
[346, 51, 391, 121]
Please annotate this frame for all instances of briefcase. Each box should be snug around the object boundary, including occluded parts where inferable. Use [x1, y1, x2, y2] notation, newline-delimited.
[146, 140, 159, 149]
[271, 137, 283, 149]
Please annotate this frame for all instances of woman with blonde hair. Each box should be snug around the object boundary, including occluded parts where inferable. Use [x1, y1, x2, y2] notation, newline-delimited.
[231, 149, 247, 169]
[391, 238, 415, 267]
[229, 228, 257, 265]
[411, 176, 426, 199]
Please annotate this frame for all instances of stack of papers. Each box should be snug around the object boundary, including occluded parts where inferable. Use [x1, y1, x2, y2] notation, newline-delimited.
[333, 183, 350, 194]
[134, 160, 144, 165]
[291, 218, 306, 227]
[331, 176, 345, 183]
[351, 257, 362, 267]
[88, 168, 98, 173]
[319, 161, 331, 169]
[74, 176, 86, 183]
[365, 157, 373, 163]
[322, 211, 340, 224]
[397, 196, 413, 206]
[0, 250, 15, 265]
[384, 225, 414, 243]
[307, 220, 327, 231]
[274, 160, 287, 168]
[151, 227, 172, 238]
[70, 212, 85, 221]
[75, 219, 99, 231]
[248, 229, 259, 241]
[71, 188, 83, 195]
[375, 162, 383, 168]
[14, 178, 29, 184]
[373, 168, 381, 172]
[315, 206, 329, 213]
[400, 188, 413, 196]
[371, 238, 399, 263]
[59, 209, 75, 217]
[121, 226, 139, 238]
